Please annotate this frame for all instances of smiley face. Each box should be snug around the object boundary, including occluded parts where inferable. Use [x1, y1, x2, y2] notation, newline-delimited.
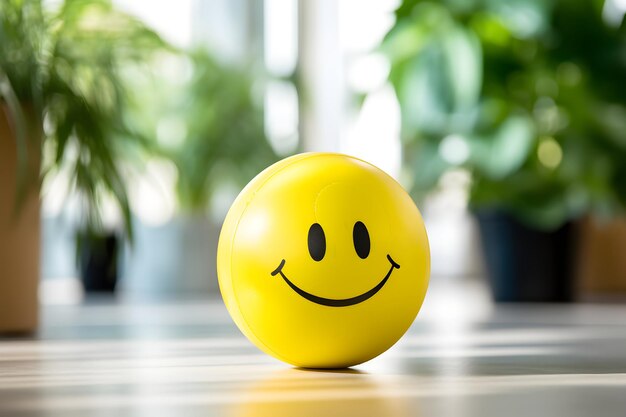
[271, 222, 401, 307]
[217, 153, 430, 368]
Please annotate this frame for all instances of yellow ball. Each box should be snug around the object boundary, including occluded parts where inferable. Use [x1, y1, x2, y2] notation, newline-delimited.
[217, 153, 430, 368]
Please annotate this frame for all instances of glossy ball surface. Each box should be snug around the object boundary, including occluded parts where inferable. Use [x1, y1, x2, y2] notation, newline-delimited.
[217, 153, 430, 368]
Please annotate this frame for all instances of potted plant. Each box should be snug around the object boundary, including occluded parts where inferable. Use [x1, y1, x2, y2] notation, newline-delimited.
[382, 0, 626, 301]
[0, 0, 166, 331]
[121, 50, 279, 295]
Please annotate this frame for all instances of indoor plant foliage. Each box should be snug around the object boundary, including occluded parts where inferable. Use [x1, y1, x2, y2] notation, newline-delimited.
[383, 0, 626, 300]
[0, 0, 166, 328]
[126, 49, 279, 213]
[1, 0, 166, 234]
[384, 0, 626, 229]
[166, 51, 278, 212]
[121, 50, 279, 294]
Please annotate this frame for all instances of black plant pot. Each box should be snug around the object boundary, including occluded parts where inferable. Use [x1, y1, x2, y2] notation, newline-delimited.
[475, 210, 576, 302]
[77, 232, 119, 293]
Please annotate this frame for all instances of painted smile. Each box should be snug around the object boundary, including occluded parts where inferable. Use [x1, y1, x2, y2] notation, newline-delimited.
[270, 255, 400, 307]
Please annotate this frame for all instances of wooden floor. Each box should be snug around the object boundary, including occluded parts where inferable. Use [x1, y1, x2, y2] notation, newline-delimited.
[1, 281, 626, 416]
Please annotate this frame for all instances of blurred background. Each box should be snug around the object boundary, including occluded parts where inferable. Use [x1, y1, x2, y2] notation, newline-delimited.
[1, 0, 626, 332]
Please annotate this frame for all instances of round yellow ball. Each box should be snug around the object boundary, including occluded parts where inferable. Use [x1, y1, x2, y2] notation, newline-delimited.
[217, 153, 430, 368]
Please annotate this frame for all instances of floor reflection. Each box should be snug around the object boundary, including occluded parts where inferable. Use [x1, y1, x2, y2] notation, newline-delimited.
[228, 368, 415, 417]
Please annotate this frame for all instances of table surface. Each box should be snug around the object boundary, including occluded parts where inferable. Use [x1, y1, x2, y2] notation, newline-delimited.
[1, 281, 626, 417]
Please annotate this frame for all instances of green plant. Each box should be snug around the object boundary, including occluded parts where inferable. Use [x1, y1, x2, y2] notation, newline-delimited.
[0, 0, 167, 237]
[384, 0, 626, 229]
[138, 50, 278, 213]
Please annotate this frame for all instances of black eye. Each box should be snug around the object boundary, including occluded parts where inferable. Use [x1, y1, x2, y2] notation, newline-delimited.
[353, 221, 370, 259]
[307, 223, 326, 261]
